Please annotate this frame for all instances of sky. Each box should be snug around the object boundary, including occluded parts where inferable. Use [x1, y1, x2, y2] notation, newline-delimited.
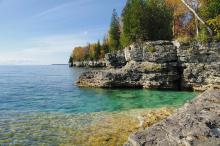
[0, 0, 126, 65]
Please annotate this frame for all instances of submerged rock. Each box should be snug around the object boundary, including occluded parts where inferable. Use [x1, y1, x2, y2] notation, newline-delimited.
[124, 89, 220, 146]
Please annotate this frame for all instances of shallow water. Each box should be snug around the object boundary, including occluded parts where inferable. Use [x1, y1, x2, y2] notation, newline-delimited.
[0, 65, 198, 145]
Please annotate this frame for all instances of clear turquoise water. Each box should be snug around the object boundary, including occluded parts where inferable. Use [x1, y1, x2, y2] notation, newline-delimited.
[0, 65, 197, 114]
[0, 65, 198, 145]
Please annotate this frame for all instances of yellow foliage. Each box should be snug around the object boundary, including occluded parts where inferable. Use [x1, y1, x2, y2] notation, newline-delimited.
[72, 47, 87, 61]
[207, 15, 220, 34]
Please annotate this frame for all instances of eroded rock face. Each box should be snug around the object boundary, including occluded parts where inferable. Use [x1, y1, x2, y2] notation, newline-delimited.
[178, 42, 220, 91]
[77, 41, 220, 91]
[124, 41, 177, 63]
[105, 50, 127, 68]
[77, 61, 180, 89]
[124, 89, 220, 146]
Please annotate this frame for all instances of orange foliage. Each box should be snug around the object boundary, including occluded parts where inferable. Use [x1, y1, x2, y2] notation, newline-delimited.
[166, 0, 196, 38]
[72, 47, 88, 61]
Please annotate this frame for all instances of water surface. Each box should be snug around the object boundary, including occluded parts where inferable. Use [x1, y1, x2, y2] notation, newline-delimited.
[0, 65, 198, 145]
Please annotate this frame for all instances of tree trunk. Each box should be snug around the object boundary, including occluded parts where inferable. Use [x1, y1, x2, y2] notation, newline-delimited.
[173, 19, 175, 37]
[195, 18, 199, 37]
[180, 0, 213, 36]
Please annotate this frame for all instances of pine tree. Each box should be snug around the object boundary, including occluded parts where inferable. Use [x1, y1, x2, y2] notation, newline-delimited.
[146, 0, 173, 40]
[109, 9, 121, 52]
[121, 0, 148, 47]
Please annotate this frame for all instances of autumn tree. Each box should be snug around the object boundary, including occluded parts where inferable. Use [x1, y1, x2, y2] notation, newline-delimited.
[165, 0, 188, 37]
[72, 47, 87, 61]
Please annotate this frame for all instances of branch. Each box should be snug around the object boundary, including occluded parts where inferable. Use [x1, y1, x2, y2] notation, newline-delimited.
[180, 0, 213, 36]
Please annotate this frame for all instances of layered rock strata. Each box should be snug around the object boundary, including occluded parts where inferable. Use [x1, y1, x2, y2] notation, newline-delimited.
[77, 41, 220, 91]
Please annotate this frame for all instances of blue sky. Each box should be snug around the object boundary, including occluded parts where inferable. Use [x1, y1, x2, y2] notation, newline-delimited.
[0, 0, 126, 65]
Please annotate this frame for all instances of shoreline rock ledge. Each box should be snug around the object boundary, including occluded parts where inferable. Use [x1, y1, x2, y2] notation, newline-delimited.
[124, 89, 220, 146]
[76, 41, 220, 91]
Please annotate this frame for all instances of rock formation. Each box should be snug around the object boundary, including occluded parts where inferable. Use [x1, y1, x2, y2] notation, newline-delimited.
[77, 41, 220, 91]
[72, 60, 106, 68]
[124, 89, 220, 146]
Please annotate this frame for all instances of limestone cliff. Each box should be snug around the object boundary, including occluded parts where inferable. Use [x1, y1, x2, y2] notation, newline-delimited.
[77, 41, 220, 91]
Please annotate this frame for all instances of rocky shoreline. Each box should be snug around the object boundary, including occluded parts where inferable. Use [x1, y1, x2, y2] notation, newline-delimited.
[76, 41, 220, 91]
[71, 60, 106, 68]
[124, 89, 220, 146]
[74, 41, 220, 145]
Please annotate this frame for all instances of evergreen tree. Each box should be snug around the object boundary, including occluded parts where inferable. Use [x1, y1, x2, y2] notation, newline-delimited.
[109, 9, 121, 52]
[146, 0, 173, 40]
[95, 40, 101, 60]
[121, 0, 148, 47]
[102, 35, 110, 54]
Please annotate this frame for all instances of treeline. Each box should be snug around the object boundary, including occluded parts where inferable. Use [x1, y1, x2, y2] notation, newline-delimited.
[70, 0, 220, 62]
[71, 39, 109, 61]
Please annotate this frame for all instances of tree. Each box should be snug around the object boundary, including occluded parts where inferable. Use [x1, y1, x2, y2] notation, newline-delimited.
[109, 9, 121, 52]
[146, 0, 174, 40]
[180, 0, 213, 36]
[72, 47, 87, 61]
[166, 0, 188, 37]
[95, 40, 101, 60]
[102, 35, 110, 54]
[199, 0, 220, 19]
[121, 0, 148, 47]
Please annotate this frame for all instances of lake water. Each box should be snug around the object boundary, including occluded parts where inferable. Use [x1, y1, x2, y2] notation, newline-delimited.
[0, 65, 198, 145]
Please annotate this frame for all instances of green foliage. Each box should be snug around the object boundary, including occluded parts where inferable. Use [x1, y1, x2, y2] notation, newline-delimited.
[199, 0, 220, 20]
[207, 15, 220, 39]
[215, 32, 220, 41]
[146, 0, 173, 40]
[187, 47, 194, 54]
[120, 0, 174, 48]
[145, 45, 156, 53]
[102, 36, 110, 54]
[69, 56, 73, 63]
[109, 9, 121, 52]
[176, 35, 193, 43]
[121, 0, 148, 47]
[199, 0, 220, 40]
[197, 26, 210, 43]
